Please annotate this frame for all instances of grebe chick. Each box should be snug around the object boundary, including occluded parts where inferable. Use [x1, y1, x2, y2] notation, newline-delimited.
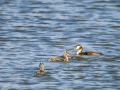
[72, 45, 103, 55]
[65, 49, 75, 59]
[49, 49, 69, 62]
[35, 62, 47, 74]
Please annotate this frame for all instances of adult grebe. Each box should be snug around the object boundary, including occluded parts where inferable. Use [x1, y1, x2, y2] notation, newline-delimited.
[72, 45, 103, 55]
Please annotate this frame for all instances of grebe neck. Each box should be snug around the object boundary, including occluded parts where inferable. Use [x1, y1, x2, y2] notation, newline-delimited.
[40, 65, 44, 71]
[65, 55, 69, 61]
[77, 48, 83, 54]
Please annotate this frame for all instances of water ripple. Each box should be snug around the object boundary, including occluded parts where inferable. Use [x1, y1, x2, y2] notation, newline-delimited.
[0, 0, 120, 89]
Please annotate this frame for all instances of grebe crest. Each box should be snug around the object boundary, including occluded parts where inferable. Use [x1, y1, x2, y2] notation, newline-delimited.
[72, 45, 103, 55]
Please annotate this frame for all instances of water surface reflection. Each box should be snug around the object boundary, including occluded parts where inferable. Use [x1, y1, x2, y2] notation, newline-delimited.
[0, 0, 120, 89]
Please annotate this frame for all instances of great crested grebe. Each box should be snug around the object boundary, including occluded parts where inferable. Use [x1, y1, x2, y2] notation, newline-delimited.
[35, 62, 47, 74]
[72, 45, 103, 55]
[49, 49, 70, 62]
[65, 49, 75, 59]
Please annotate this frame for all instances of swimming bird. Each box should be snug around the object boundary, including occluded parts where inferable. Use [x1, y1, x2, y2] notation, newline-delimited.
[72, 45, 103, 55]
[49, 49, 70, 62]
[35, 62, 47, 74]
[65, 49, 75, 59]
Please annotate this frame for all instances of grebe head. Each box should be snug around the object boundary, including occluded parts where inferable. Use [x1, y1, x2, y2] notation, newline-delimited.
[39, 62, 44, 67]
[63, 50, 67, 57]
[72, 45, 82, 51]
[63, 50, 69, 61]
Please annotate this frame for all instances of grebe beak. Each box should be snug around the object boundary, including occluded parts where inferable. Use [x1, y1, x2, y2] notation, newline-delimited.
[71, 47, 76, 51]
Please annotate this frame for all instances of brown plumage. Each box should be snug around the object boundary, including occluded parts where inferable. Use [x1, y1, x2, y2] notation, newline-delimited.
[72, 45, 103, 55]
[35, 62, 47, 74]
[49, 49, 71, 62]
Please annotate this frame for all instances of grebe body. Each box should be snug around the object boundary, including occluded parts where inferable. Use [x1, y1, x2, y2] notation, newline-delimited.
[72, 45, 103, 55]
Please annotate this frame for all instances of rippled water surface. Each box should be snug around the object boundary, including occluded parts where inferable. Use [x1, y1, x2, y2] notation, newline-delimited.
[0, 0, 120, 90]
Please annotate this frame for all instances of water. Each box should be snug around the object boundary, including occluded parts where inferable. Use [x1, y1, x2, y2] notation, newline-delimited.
[0, 0, 120, 90]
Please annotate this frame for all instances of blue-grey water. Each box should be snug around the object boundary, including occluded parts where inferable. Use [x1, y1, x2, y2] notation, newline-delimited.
[0, 0, 120, 90]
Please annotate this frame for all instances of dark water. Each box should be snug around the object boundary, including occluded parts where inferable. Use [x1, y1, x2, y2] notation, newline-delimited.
[0, 0, 120, 90]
